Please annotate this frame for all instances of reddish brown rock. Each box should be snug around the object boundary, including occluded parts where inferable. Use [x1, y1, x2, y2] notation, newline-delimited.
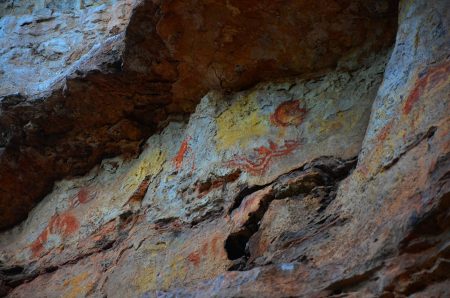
[270, 100, 308, 127]
[0, 0, 397, 230]
[1, 0, 450, 297]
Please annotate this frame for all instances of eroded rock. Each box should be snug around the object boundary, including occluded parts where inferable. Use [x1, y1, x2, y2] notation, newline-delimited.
[0, 0, 398, 229]
[1, 54, 387, 296]
[1, 0, 449, 297]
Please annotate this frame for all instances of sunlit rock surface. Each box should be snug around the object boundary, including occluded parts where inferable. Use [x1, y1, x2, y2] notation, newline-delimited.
[1, 0, 449, 297]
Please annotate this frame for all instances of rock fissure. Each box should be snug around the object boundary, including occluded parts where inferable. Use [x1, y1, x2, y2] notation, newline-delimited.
[1, 0, 450, 296]
[0, 0, 399, 230]
[382, 125, 437, 171]
[225, 157, 357, 270]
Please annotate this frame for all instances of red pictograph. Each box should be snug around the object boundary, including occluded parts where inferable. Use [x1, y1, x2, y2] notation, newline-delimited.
[403, 61, 450, 115]
[29, 213, 79, 257]
[270, 100, 307, 127]
[229, 140, 300, 175]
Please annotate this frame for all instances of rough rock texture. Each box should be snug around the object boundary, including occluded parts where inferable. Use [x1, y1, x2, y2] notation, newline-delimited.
[0, 0, 398, 230]
[0, 53, 387, 296]
[1, 0, 450, 297]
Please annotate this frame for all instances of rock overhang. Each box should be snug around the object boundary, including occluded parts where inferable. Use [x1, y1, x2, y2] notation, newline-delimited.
[0, 0, 398, 234]
[1, 0, 450, 296]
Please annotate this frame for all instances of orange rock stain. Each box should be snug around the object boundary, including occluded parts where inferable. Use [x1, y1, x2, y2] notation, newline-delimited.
[403, 61, 450, 115]
[270, 100, 307, 127]
[173, 136, 194, 171]
[30, 213, 79, 257]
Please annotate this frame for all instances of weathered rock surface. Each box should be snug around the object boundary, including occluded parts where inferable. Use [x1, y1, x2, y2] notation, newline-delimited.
[0, 52, 387, 296]
[1, 0, 449, 297]
[0, 0, 398, 230]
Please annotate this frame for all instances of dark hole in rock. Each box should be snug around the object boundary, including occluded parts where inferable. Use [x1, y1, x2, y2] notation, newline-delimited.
[224, 231, 251, 260]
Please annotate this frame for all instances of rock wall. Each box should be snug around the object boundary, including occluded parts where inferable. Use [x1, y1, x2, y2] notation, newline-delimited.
[1, 0, 449, 297]
[0, 0, 397, 230]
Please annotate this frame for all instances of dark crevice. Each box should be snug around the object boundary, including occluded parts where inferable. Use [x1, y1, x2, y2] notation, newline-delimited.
[225, 231, 254, 261]
[225, 156, 357, 269]
[324, 265, 383, 296]
[190, 208, 224, 227]
[0, 265, 23, 276]
[0, 264, 32, 289]
[194, 170, 241, 199]
[95, 239, 116, 251]
[382, 126, 437, 171]
[43, 266, 58, 274]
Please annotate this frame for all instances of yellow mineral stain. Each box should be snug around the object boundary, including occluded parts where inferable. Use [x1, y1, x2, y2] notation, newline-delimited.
[61, 271, 94, 298]
[136, 254, 187, 293]
[143, 242, 168, 256]
[135, 266, 157, 293]
[121, 148, 166, 194]
[134, 242, 168, 293]
[216, 92, 268, 151]
[308, 109, 360, 136]
[162, 255, 187, 290]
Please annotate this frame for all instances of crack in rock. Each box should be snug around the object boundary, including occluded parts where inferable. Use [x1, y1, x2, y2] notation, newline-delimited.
[225, 156, 357, 270]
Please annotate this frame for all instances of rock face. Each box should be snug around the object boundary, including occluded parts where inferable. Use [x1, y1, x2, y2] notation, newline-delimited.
[0, 0, 397, 230]
[0, 0, 449, 297]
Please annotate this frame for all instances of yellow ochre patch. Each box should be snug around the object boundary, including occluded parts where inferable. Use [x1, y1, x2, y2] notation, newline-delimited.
[61, 272, 94, 298]
[216, 92, 268, 151]
[134, 242, 188, 293]
[121, 148, 166, 194]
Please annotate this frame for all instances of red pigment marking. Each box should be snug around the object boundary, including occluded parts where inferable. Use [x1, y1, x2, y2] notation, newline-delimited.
[211, 236, 220, 254]
[70, 188, 95, 208]
[173, 136, 195, 171]
[377, 122, 393, 142]
[173, 137, 190, 170]
[403, 61, 450, 115]
[30, 213, 79, 257]
[270, 100, 307, 127]
[228, 140, 300, 175]
[77, 188, 90, 204]
[201, 242, 209, 255]
[187, 252, 201, 266]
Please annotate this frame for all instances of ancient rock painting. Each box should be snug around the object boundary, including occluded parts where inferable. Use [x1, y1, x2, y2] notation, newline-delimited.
[173, 136, 195, 171]
[376, 121, 393, 142]
[70, 188, 96, 208]
[187, 251, 201, 266]
[185, 234, 224, 268]
[403, 61, 450, 115]
[29, 213, 79, 257]
[229, 140, 300, 175]
[270, 100, 307, 127]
